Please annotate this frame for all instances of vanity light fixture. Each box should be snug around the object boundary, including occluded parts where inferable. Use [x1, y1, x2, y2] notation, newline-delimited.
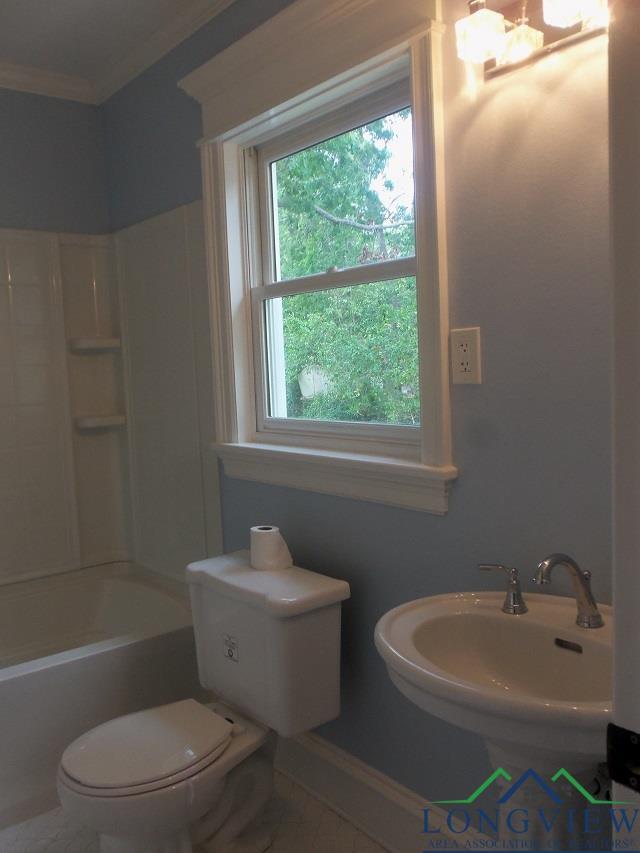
[455, 0, 507, 64]
[498, 3, 544, 65]
[456, 0, 609, 75]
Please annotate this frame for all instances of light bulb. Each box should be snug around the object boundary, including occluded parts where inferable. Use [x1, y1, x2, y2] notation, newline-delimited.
[579, 0, 609, 29]
[543, 0, 583, 28]
[456, 6, 507, 64]
[498, 20, 544, 65]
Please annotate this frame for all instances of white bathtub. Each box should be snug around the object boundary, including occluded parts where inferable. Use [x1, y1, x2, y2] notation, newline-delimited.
[0, 562, 201, 828]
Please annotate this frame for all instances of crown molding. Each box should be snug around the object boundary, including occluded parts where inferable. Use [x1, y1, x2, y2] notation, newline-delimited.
[0, 61, 97, 104]
[180, 0, 438, 139]
[94, 0, 237, 103]
[0, 0, 237, 105]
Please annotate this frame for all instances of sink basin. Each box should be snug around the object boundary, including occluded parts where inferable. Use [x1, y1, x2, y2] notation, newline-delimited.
[375, 592, 612, 761]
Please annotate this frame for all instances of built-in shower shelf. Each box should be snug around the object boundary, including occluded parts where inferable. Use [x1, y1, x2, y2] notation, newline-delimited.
[74, 415, 127, 431]
[69, 337, 121, 353]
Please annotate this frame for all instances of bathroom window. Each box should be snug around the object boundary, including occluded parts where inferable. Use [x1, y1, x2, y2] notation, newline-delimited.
[253, 95, 420, 437]
[187, 30, 456, 512]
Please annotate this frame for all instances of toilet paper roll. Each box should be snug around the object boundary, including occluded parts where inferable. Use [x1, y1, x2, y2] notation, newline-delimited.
[250, 525, 293, 571]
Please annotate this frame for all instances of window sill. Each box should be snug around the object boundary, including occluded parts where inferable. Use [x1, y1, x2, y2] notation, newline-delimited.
[213, 442, 457, 514]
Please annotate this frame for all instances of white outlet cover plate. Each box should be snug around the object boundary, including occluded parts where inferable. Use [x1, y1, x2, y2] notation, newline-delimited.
[450, 327, 482, 385]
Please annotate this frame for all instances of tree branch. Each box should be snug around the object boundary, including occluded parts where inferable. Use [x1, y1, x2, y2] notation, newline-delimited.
[313, 205, 413, 232]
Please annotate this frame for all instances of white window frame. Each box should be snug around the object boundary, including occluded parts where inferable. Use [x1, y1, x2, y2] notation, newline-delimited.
[182, 4, 456, 513]
[250, 81, 421, 458]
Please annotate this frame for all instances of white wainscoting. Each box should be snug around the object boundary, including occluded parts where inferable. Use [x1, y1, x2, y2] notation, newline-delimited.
[0, 229, 134, 583]
[0, 208, 222, 586]
[0, 231, 79, 583]
[116, 203, 222, 579]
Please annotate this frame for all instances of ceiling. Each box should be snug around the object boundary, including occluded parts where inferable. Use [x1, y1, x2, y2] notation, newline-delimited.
[0, 0, 235, 103]
[0, 0, 519, 106]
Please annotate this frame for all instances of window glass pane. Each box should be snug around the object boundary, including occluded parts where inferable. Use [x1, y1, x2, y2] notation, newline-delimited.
[271, 108, 415, 282]
[265, 278, 419, 426]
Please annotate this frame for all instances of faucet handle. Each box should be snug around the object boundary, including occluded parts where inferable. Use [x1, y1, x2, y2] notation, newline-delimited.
[477, 564, 528, 615]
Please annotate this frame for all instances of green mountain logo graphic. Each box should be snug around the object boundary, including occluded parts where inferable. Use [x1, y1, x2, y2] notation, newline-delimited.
[552, 768, 632, 806]
[435, 767, 633, 806]
[434, 768, 512, 804]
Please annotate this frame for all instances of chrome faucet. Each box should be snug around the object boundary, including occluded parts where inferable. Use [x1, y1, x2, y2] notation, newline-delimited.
[478, 564, 528, 614]
[533, 553, 604, 628]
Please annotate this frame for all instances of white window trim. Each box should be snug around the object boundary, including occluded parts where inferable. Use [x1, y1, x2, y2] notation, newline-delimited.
[251, 81, 420, 454]
[181, 0, 456, 514]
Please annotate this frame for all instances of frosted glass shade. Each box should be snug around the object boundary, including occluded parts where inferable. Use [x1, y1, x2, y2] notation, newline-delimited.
[455, 8, 506, 64]
[580, 0, 609, 29]
[543, 0, 583, 28]
[499, 22, 544, 65]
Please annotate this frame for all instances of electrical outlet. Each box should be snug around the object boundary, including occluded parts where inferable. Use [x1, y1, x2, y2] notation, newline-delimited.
[451, 327, 482, 384]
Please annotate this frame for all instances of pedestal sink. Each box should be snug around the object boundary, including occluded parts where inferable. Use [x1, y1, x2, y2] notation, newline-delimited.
[375, 592, 613, 848]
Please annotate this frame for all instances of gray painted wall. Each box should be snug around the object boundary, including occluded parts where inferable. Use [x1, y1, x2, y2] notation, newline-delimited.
[0, 0, 294, 236]
[220, 5, 612, 799]
[0, 89, 109, 234]
[104, 0, 611, 800]
[0, 0, 611, 803]
[102, 0, 296, 232]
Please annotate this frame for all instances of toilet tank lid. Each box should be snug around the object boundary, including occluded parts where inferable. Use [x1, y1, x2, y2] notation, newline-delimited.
[187, 551, 350, 617]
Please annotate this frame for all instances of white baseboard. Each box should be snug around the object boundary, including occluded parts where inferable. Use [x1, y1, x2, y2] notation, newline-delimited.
[275, 732, 459, 853]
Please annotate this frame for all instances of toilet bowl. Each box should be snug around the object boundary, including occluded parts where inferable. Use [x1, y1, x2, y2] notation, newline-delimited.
[57, 699, 275, 853]
[57, 551, 351, 853]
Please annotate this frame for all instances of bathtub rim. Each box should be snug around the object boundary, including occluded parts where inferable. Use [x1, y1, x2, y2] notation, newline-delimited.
[0, 561, 192, 682]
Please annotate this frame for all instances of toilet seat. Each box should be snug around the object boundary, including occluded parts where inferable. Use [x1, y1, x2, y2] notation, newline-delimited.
[57, 705, 271, 846]
[59, 737, 232, 798]
[61, 700, 233, 796]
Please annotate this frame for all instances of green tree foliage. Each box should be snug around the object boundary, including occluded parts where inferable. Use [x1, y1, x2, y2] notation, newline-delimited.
[272, 109, 420, 425]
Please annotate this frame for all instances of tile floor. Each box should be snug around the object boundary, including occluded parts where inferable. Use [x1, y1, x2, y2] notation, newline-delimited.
[0, 772, 389, 853]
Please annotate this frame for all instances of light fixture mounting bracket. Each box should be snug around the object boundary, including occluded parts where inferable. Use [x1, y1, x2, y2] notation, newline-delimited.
[484, 23, 606, 79]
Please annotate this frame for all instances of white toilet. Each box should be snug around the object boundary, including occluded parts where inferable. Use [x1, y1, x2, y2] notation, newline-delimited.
[57, 550, 350, 853]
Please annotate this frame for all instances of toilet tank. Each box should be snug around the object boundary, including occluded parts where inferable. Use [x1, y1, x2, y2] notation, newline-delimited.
[187, 551, 350, 738]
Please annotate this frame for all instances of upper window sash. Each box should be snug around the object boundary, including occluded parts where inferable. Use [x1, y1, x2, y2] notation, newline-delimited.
[256, 81, 413, 290]
[255, 79, 411, 182]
